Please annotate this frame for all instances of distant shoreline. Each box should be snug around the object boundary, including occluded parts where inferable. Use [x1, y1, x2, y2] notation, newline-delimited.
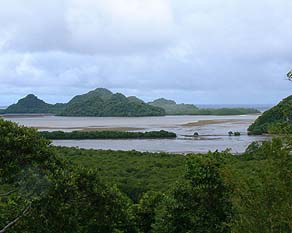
[1, 113, 262, 119]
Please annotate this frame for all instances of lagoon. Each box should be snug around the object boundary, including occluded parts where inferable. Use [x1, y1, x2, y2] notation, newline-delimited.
[4, 114, 268, 153]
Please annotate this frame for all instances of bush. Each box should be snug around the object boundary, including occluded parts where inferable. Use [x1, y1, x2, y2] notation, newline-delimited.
[39, 130, 177, 140]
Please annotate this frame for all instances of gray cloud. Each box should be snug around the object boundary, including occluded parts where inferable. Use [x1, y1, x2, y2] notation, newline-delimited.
[0, 0, 292, 105]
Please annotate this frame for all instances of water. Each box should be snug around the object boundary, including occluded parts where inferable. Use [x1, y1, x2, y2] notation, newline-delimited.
[196, 104, 272, 112]
[4, 114, 269, 153]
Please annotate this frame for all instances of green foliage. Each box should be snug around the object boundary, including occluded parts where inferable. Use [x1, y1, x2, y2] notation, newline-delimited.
[13, 168, 136, 233]
[149, 98, 260, 115]
[0, 118, 56, 184]
[57, 140, 292, 233]
[249, 95, 292, 135]
[267, 122, 292, 135]
[127, 96, 145, 104]
[39, 130, 176, 140]
[227, 138, 292, 232]
[153, 153, 234, 233]
[0, 119, 136, 233]
[5, 94, 53, 114]
[194, 108, 260, 115]
[3, 88, 165, 117]
[59, 89, 165, 117]
[149, 98, 199, 115]
[4, 89, 260, 117]
[134, 191, 165, 233]
[234, 132, 241, 136]
[55, 147, 185, 202]
[1, 118, 292, 232]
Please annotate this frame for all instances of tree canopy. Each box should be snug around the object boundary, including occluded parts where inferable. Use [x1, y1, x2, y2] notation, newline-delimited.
[1, 118, 292, 232]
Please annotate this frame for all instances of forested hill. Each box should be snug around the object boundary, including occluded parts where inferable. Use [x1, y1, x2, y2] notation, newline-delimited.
[5, 94, 53, 114]
[3, 88, 260, 116]
[248, 95, 292, 135]
[149, 98, 260, 115]
[59, 88, 165, 117]
[149, 98, 199, 115]
[3, 88, 165, 117]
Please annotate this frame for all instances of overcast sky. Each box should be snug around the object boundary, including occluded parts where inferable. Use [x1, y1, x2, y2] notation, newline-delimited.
[0, 0, 292, 106]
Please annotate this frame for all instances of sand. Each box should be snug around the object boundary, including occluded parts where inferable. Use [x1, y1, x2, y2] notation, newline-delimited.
[181, 119, 247, 127]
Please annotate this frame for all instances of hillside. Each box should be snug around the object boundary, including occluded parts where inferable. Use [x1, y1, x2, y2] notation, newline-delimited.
[149, 98, 199, 115]
[3, 88, 165, 117]
[248, 95, 292, 135]
[3, 88, 260, 117]
[59, 89, 165, 117]
[4, 94, 53, 114]
[149, 98, 260, 115]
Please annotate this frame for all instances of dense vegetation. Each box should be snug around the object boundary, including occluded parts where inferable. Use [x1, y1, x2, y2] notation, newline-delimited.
[5, 94, 53, 114]
[194, 107, 260, 115]
[60, 89, 165, 117]
[248, 95, 292, 135]
[148, 98, 199, 115]
[1, 118, 292, 232]
[3, 88, 260, 117]
[4, 94, 66, 115]
[39, 130, 177, 140]
[149, 98, 260, 115]
[55, 147, 185, 202]
[3, 89, 165, 117]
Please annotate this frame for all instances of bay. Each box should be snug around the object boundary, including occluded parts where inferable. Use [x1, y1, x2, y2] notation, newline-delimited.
[4, 114, 269, 153]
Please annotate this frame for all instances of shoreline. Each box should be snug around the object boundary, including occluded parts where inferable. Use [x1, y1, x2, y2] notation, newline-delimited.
[1, 113, 261, 119]
[180, 119, 251, 127]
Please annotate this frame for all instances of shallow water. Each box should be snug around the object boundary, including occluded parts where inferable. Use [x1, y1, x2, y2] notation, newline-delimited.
[5, 114, 269, 153]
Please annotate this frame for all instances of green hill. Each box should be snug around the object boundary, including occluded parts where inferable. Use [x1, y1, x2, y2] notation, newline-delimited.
[248, 95, 292, 135]
[4, 94, 53, 114]
[149, 98, 199, 115]
[3, 88, 165, 117]
[127, 96, 145, 104]
[3, 88, 260, 117]
[59, 89, 165, 117]
[149, 98, 260, 116]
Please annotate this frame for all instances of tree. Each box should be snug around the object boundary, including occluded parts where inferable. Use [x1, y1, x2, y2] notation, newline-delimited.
[134, 191, 164, 233]
[153, 153, 234, 233]
[230, 138, 292, 232]
[0, 119, 136, 233]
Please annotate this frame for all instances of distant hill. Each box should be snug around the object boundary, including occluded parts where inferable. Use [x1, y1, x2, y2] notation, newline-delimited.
[5, 94, 53, 114]
[149, 98, 199, 115]
[3, 88, 260, 117]
[248, 95, 292, 135]
[149, 98, 260, 116]
[3, 88, 165, 117]
[60, 88, 165, 117]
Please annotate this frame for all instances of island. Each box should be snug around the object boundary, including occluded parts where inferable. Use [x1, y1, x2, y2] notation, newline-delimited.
[148, 98, 260, 115]
[2, 88, 260, 117]
[4, 88, 165, 117]
[39, 130, 177, 140]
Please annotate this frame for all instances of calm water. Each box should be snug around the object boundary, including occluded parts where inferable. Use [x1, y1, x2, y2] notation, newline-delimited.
[4, 115, 269, 153]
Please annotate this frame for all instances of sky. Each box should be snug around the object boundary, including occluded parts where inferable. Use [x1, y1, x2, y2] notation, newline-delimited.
[0, 0, 292, 106]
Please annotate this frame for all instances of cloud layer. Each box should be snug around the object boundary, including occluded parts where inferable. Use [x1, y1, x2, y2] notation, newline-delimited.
[1, 0, 292, 105]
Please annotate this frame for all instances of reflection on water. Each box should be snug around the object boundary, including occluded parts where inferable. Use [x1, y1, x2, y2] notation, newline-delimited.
[5, 114, 269, 153]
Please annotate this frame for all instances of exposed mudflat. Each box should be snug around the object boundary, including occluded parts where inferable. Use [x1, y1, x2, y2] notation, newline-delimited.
[4, 114, 269, 153]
